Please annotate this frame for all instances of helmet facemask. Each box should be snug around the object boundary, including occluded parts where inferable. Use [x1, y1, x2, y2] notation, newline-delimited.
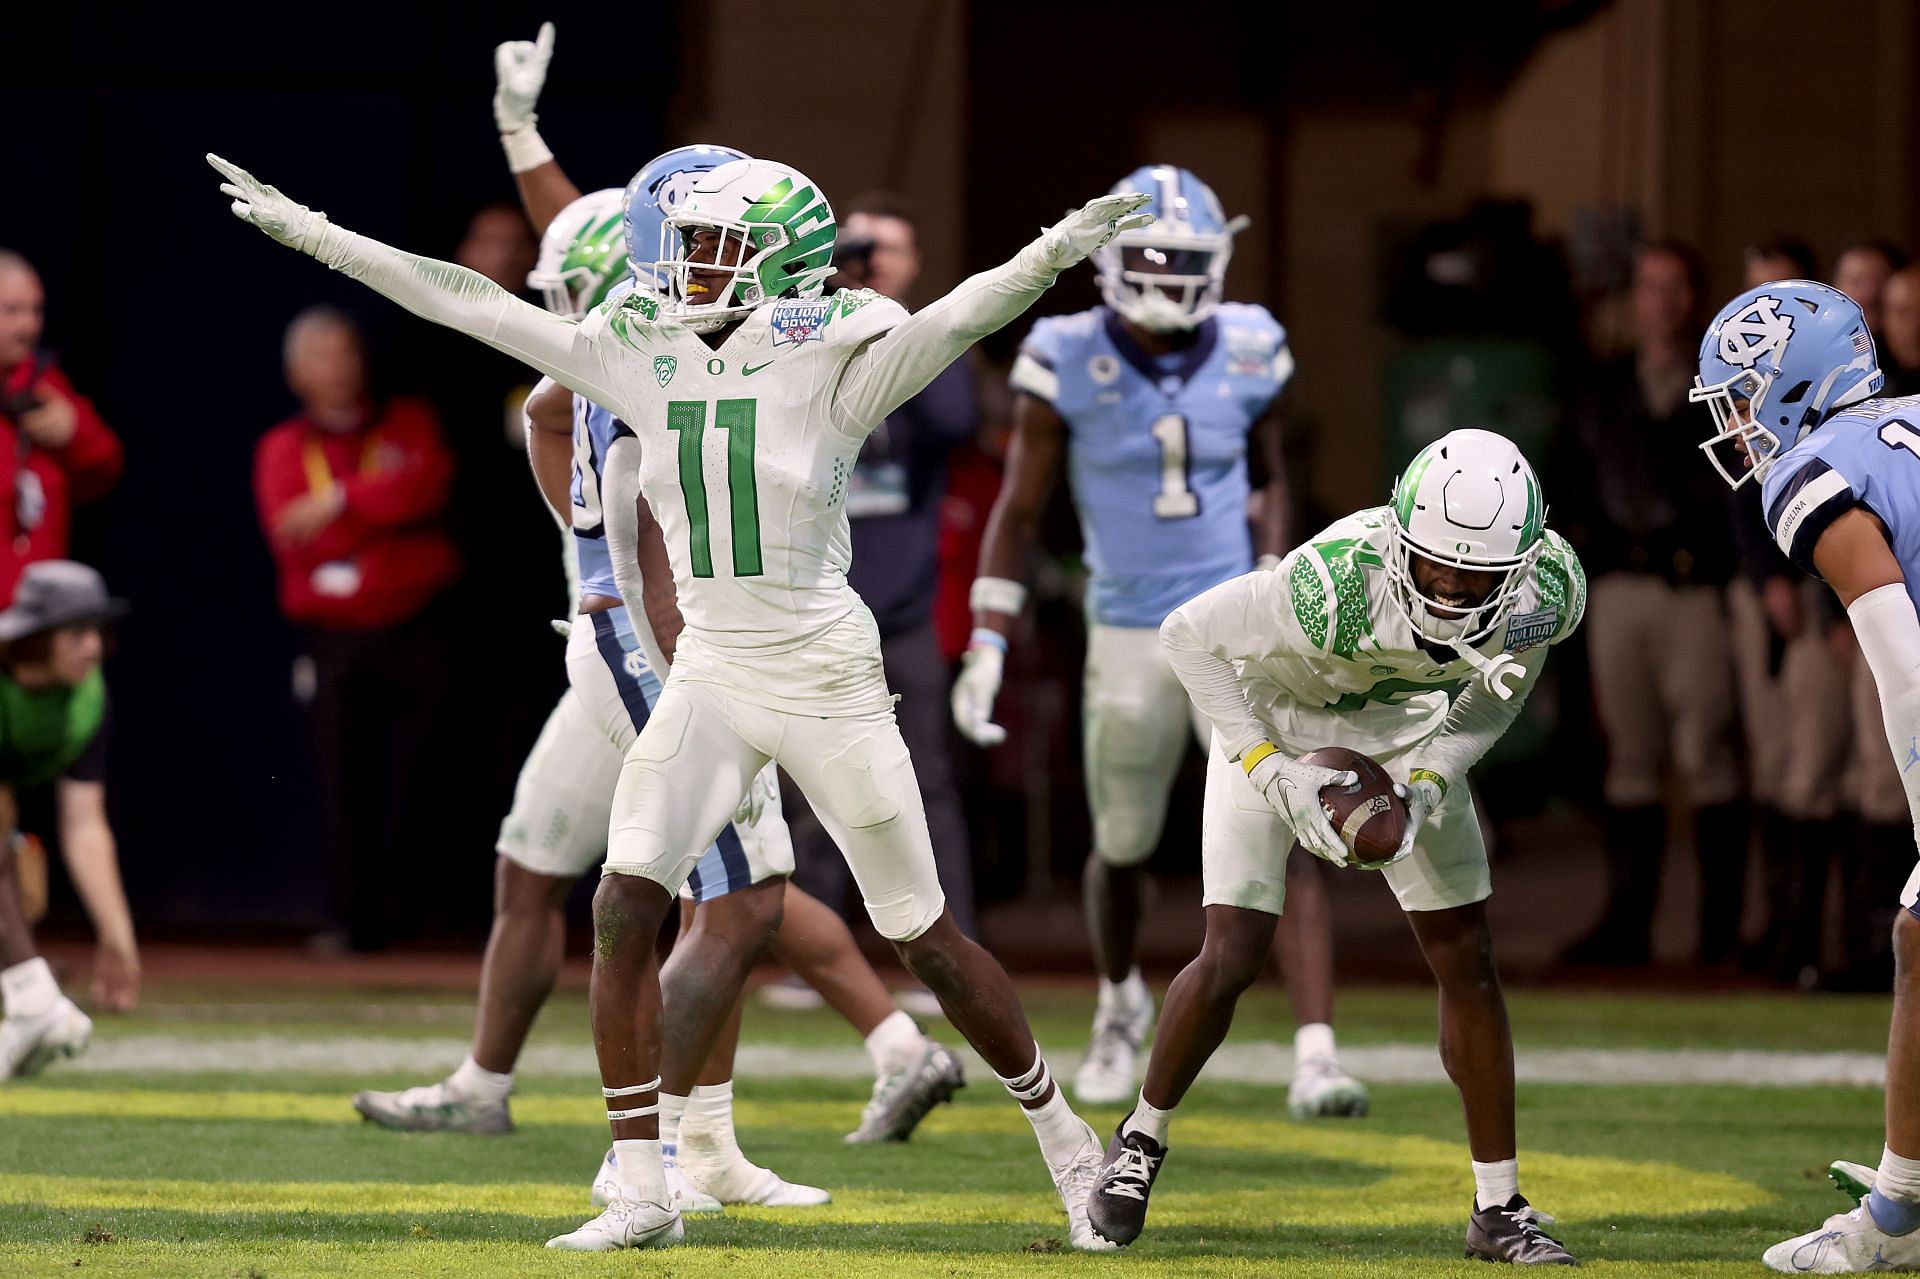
[658, 215, 780, 333]
[1689, 367, 1780, 489]
[656, 167, 837, 335]
[1099, 235, 1230, 332]
[1383, 519, 1538, 646]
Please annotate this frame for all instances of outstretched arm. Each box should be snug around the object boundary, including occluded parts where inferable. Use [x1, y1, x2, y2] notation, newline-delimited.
[831, 192, 1152, 435]
[492, 23, 584, 235]
[208, 156, 623, 410]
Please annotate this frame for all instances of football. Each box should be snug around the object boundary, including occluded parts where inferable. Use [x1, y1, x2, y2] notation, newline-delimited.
[1301, 746, 1408, 863]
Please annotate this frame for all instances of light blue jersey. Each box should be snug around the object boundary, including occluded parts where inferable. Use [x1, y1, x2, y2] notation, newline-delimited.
[1765, 393, 1920, 612]
[571, 395, 623, 601]
[1010, 303, 1293, 627]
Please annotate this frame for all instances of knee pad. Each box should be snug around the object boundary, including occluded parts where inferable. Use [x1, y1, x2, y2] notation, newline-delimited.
[1093, 810, 1163, 867]
[864, 883, 947, 942]
[817, 734, 906, 831]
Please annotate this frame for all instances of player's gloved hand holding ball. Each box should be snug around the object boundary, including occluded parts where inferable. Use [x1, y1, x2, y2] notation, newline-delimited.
[1389, 773, 1444, 868]
[1241, 743, 1355, 866]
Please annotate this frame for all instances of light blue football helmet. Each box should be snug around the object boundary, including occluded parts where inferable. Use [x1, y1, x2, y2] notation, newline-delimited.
[621, 143, 749, 289]
[1093, 164, 1249, 332]
[1691, 279, 1884, 487]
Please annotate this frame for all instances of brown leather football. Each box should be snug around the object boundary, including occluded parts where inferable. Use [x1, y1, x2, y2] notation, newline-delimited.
[1300, 746, 1408, 863]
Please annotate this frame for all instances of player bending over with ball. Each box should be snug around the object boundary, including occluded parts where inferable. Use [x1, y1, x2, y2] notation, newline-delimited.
[1691, 279, 1920, 1272]
[1085, 428, 1584, 1264]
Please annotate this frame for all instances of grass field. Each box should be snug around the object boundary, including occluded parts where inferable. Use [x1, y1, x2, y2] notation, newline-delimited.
[0, 980, 1896, 1277]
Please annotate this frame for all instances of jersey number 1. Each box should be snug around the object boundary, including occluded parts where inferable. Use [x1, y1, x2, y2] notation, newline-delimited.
[1151, 414, 1199, 519]
[668, 398, 763, 578]
[1881, 420, 1920, 458]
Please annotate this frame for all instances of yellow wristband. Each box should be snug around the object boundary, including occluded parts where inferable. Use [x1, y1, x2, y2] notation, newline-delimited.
[1408, 768, 1448, 798]
[1241, 742, 1280, 774]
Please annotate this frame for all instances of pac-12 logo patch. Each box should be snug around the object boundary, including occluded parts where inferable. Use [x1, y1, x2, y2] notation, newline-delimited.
[1503, 607, 1559, 652]
[1718, 295, 1795, 369]
[653, 355, 677, 387]
[771, 300, 832, 347]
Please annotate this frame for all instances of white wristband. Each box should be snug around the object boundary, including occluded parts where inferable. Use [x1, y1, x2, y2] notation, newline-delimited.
[500, 124, 554, 175]
[970, 576, 1027, 618]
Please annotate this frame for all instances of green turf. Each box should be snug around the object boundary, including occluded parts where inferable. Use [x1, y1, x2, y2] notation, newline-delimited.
[0, 982, 1895, 1276]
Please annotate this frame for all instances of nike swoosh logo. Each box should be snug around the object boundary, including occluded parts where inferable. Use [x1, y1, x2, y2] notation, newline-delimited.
[742, 361, 774, 376]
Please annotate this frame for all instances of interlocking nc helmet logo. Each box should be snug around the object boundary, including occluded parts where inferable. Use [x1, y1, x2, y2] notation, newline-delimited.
[1719, 295, 1795, 369]
[654, 355, 677, 387]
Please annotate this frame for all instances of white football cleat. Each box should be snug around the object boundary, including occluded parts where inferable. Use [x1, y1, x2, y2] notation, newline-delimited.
[844, 1038, 965, 1144]
[1074, 981, 1152, 1106]
[0, 997, 92, 1080]
[679, 1147, 831, 1207]
[1763, 1196, 1920, 1272]
[1287, 1056, 1370, 1119]
[1050, 1116, 1119, 1251]
[545, 1195, 683, 1251]
[351, 1080, 511, 1134]
[591, 1146, 721, 1213]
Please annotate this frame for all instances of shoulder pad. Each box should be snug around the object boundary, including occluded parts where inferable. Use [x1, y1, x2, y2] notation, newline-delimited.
[595, 290, 664, 352]
[816, 289, 906, 348]
[1765, 454, 1859, 576]
[1302, 510, 1389, 658]
[1532, 530, 1587, 644]
[1215, 302, 1292, 387]
[1010, 309, 1101, 400]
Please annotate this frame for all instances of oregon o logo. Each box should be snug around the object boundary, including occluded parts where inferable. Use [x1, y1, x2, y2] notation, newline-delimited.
[706, 357, 726, 376]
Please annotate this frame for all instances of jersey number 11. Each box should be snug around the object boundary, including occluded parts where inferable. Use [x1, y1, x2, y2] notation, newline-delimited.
[669, 398, 763, 578]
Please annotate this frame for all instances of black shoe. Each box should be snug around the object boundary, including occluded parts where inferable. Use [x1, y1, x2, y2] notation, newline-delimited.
[1465, 1194, 1578, 1265]
[1086, 1122, 1166, 1247]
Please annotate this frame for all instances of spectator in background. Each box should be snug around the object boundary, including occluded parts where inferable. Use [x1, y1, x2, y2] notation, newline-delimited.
[0, 252, 123, 602]
[1879, 266, 1920, 396]
[455, 203, 540, 298]
[253, 306, 459, 952]
[782, 193, 982, 942]
[1559, 242, 1746, 967]
[0, 561, 135, 1078]
[1833, 241, 1905, 331]
[1725, 238, 1854, 982]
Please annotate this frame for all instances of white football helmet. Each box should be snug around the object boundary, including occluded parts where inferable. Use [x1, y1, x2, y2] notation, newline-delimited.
[1094, 164, 1248, 333]
[656, 158, 836, 333]
[1384, 429, 1547, 646]
[528, 188, 630, 320]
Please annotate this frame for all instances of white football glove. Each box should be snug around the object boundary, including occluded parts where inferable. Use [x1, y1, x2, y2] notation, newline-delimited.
[1384, 775, 1444, 869]
[494, 22, 555, 133]
[1244, 748, 1356, 867]
[1035, 192, 1155, 272]
[207, 155, 326, 254]
[951, 642, 1007, 747]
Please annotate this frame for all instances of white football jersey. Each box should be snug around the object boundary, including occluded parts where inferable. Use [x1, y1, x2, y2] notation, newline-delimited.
[577, 287, 916, 713]
[1169, 506, 1585, 748]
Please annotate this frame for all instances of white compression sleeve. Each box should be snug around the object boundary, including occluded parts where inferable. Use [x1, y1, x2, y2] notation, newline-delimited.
[1159, 575, 1283, 762]
[831, 235, 1064, 435]
[306, 223, 624, 410]
[1405, 647, 1546, 787]
[600, 433, 672, 679]
[1850, 582, 1920, 834]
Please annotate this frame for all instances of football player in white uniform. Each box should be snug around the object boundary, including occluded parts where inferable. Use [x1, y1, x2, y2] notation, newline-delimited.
[207, 138, 1150, 1251]
[957, 164, 1363, 1116]
[1082, 429, 1584, 1265]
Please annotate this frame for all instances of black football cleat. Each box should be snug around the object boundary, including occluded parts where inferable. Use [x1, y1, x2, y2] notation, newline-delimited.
[1465, 1194, 1579, 1265]
[1085, 1122, 1166, 1247]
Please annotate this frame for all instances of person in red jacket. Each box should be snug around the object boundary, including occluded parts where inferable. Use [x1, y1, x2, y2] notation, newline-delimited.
[0, 252, 124, 602]
[254, 304, 459, 950]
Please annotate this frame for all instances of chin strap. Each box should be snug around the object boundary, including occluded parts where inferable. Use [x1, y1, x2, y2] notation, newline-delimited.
[1449, 641, 1526, 701]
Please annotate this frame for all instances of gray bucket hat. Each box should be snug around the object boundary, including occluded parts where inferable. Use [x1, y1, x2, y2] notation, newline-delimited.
[0, 561, 129, 642]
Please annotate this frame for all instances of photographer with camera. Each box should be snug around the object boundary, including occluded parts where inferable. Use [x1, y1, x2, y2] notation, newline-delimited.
[0, 253, 125, 605]
[783, 194, 983, 946]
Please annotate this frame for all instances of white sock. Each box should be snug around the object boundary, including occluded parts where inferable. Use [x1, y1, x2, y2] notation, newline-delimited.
[1097, 969, 1147, 1017]
[680, 1082, 739, 1157]
[1473, 1158, 1520, 1211]
[448, 1055, 513, 1102]
[1021, 1085, 1092, 1168]
[1294, 1022, 1337, 1065]
[1881, 1145, 1920, 1203]
[612, 1138, 667, 1206]
[865, 1010, 925, 1077]
[0, 957, 58, 1020]
[1122, 1091, 1173, 1147]
[658, 1092, 688, 1152]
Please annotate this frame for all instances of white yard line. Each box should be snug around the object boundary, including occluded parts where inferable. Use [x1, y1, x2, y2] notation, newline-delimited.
[64, 1035, 1890, 1087]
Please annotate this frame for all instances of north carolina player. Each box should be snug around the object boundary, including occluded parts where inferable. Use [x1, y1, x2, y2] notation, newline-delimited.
[1083, 430, 1583, 1264]
[205, 143, 1150, 1252]
[955, 165, 1363, 1115]
[1690, 279, 1920, 1273]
